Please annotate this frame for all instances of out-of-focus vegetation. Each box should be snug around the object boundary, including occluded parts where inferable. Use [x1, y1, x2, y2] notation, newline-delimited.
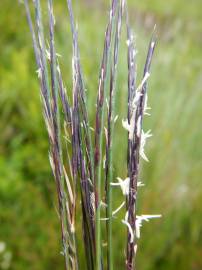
[0, 0, 201, 269]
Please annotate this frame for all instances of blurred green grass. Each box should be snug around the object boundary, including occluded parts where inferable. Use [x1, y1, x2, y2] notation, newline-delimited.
[0, 0, 202, 269]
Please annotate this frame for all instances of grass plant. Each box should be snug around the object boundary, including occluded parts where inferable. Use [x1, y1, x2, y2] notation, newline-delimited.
[23, 0, 161, 269]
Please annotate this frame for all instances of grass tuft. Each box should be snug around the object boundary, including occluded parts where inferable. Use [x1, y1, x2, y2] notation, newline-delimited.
[23, 0, 160, 269]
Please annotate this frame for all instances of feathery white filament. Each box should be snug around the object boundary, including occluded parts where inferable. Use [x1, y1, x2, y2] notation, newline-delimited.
[112, 201, 125, 216]
[122, 219, 134, 243]
[136, 215, 162, 238]
[140, 130, 152, 162]
[111, 177, 144, 196]
[36, 68, 42, 79]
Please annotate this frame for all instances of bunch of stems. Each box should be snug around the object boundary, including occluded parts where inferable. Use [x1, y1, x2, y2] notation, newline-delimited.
[23, 0, 157, 269]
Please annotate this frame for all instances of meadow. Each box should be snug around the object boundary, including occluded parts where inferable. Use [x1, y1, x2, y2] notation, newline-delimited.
[0, 0, 202, 269]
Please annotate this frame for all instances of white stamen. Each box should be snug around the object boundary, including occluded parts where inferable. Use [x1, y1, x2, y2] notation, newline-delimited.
[100, 201, 108, 208]
[134, 72, 150, 94]
[57, 65, 61, 74]
[111, 177, 130, 196]
[122, 119, 130, 133]
[134, 244, 138, 254]
[151, 41, 155, 49]
[104, 127, 108, 144]
[132, 91, 142, 110]
[137, 181, 145, 187]
[111, 177, 144, 196]
[112, 201, 125, 216]
[140, 130, 152, 162]
[114, 115, 119, 123]
[136, 214, 162, 238]
[122, 115, 136, 141]
[36, 68, 42, 79]
[144, 93, 151, 116]
[122, 219, 134, 243]
[100, 218, 109, 221]
[87, 178, 93, 186]
[45, 49, 50, 62]
[126, 39, 130, 47]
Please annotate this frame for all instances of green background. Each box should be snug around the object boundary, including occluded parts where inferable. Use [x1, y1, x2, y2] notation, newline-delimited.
[0, 0, 202, 269]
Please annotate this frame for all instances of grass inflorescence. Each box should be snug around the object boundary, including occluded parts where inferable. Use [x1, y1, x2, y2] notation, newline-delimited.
[23, 0, 160, 269]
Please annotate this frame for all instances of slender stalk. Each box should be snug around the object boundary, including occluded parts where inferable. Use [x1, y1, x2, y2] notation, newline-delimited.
[94, 1, 119, 269]
[105, 2, 124, 269]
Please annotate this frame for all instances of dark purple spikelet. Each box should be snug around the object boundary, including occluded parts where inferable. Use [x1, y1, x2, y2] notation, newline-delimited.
[125, 25, 157, 269]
